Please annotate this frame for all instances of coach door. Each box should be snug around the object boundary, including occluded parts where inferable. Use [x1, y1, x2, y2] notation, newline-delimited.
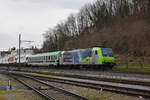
[92, 50, 99, 64]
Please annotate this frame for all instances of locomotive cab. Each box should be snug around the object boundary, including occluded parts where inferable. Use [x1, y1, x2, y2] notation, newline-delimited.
[92, 47, 115, 67]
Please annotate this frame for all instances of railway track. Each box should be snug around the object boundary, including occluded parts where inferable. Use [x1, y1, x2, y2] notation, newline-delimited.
[1, 66, 150, 87]
[7, 71, 150, 99]
[10, 74, 91, 100]
[1, 65, 150, 75]
[5, 69, 150, 87]
[26, 75, 150, 98]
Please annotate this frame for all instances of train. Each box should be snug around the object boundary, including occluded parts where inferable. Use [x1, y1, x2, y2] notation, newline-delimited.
[0, 47, 115, 69]
[0, 49, 33, 64]
[27, 47, 115, 69]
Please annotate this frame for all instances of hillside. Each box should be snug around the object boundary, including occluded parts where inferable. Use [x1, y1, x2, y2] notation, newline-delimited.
[42, 0, 150, 57]
[64, 18, 150, 56]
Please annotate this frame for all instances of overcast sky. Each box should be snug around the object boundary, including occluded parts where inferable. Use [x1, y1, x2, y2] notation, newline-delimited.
[0, 0, 94, 51]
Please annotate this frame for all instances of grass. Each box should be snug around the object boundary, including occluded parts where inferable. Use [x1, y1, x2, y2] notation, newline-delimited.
[0, 81, 7, 85]
[0, 75, 24, 87]
[115, 56, 150, 72]
[0, 91, 10, 95]
[113, 66, 150, 72]
[0, 90, 40, 100]
[116, 62, 150, 67]
[0, 75, 43, 100]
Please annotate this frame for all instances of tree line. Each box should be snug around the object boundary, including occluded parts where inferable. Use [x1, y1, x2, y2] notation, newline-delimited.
[42, 0, 150, 56]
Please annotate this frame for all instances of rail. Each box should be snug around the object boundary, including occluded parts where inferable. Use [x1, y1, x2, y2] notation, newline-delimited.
[11, 73, 91, 100]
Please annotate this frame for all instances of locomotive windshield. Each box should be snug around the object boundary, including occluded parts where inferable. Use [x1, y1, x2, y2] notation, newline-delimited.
[101, 48, 114, 57]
